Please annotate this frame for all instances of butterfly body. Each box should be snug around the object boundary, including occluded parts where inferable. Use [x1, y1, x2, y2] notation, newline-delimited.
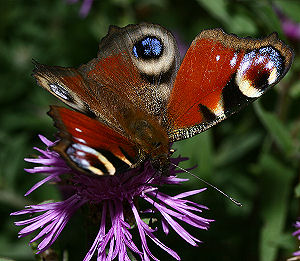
[33, 23, 293, 177]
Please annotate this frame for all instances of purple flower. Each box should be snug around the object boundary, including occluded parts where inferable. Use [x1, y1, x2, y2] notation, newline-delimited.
[274, 6, 300, 41]
[291, 221, 300, 258]
[11, 135, 213, 260]
[67, 0, 94, 18]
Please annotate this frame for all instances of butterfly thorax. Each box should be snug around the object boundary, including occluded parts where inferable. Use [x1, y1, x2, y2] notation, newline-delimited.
[120, 112, 171, 175]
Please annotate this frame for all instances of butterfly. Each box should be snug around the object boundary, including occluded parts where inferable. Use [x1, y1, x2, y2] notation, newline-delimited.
[33, 23, 293, 177]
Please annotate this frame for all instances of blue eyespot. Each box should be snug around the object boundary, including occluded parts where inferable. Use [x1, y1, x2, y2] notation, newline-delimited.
[258, 46, 283, 72]
[133, 36, 163, 59]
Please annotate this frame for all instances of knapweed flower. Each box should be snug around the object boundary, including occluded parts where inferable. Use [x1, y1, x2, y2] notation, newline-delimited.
[274, 6, 300, 41]
[11, 135, 213, 260]
[290, 220, 300, 259]
[67, 0, 94, 18]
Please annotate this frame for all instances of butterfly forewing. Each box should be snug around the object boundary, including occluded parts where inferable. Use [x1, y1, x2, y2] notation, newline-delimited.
[166, 28, 293, 141]
[33, 63, 97, 115]
[79, 23, 180, 120]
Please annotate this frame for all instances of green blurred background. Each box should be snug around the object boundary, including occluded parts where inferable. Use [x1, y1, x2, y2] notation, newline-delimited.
[1, 0, 300, 260]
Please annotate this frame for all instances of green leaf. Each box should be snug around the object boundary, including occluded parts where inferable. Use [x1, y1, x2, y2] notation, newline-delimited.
[0, 235, 33, 260]
[215, 131, 262, 167]
[196, 0, 230, 24]
[252, 3, 282, 34]
[254, 102, 294, 156]
[294, 183, 300, 198]
[258, 154, 295, 261]
[290, 80, 300, 99]
[229, 14, 257, 35]
[0, 189, 31, 209]
[0, 133, 28, 190]
[173, 130, 214, 180]
[275, 0, 300, 23]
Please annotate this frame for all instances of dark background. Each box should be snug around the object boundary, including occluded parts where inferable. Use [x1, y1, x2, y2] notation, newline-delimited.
[1, 0, 300, 260]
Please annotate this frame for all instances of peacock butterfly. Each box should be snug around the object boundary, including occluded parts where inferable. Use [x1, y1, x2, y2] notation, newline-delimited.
[33, 23, 294, 176]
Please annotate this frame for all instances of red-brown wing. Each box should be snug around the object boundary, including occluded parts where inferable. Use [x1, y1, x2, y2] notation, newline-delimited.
[33, 62, 98, 115]
[33, 62, 132, 134]
[49, 106, 139, 176]
[33, 23, 181, 138]
[166, 29, 293, 141]
[79, 23, 180, 119]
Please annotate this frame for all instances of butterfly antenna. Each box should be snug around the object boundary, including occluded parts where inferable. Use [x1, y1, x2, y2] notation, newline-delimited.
[171, 162, 242, 207]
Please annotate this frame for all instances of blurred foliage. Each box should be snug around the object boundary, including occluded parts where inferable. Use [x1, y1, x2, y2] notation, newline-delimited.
[1, 0, 299, 260]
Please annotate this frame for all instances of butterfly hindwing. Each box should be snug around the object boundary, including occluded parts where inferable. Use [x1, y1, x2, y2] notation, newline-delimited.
[166, 28, 294, 141]
[49, 106, 139, 176]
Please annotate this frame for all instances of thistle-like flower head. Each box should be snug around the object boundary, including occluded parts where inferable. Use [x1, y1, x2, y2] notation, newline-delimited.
[11, 135, 213, 260]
